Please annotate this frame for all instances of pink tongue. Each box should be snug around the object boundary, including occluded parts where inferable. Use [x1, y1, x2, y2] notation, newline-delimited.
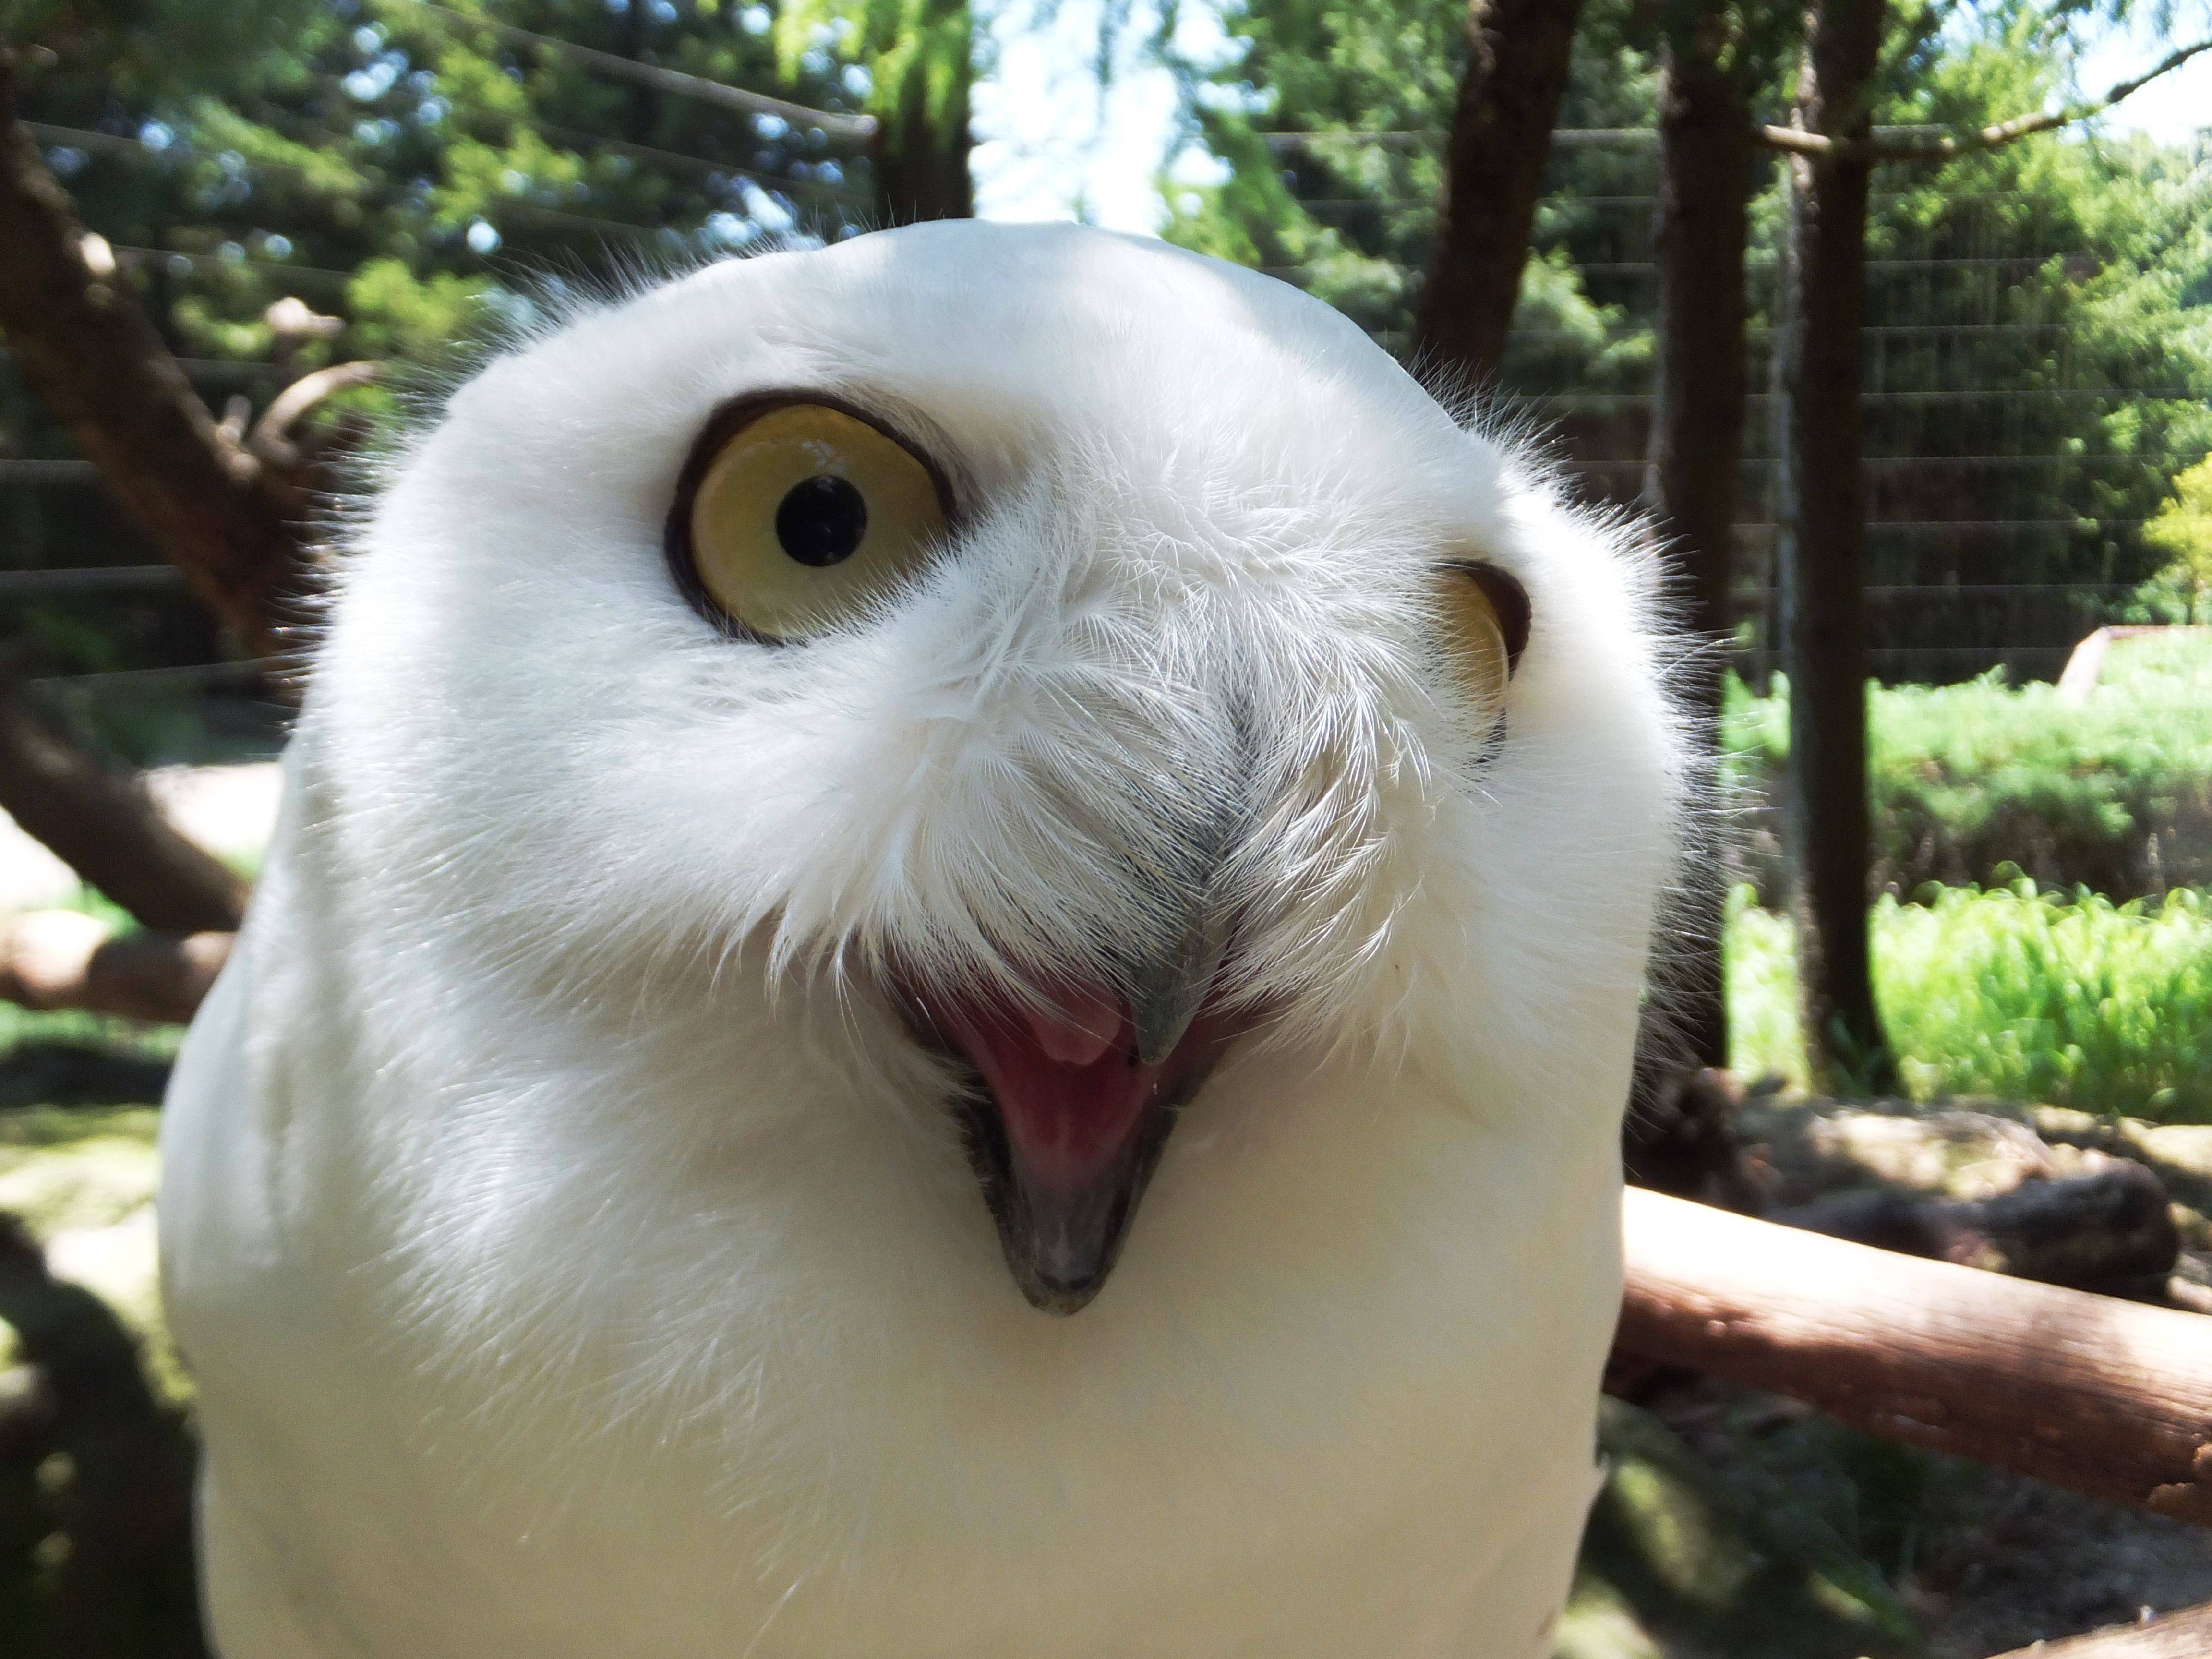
[938, 989, 1165, 1198]
[1024, 992, 1119, 1067]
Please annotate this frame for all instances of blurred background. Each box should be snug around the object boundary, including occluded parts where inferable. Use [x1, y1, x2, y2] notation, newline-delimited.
[2, 0, 2212, 1653]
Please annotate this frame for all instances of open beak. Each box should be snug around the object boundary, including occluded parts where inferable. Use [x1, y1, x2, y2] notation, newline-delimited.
[904, 942, 1240, 1315]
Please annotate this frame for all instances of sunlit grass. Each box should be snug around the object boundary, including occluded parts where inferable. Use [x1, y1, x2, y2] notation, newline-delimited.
[1730, 883, 2212, 1122]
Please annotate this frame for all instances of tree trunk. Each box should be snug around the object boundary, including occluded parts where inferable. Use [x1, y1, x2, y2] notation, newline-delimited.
[0, 43, 311, 669]
[1638, 14, 1754, 1074]
[1410, 0, 1585, 387]
[1619, 1187, 2212, 1526]
[1772, 0, 1894, 1092]
[870, 0, 974, 225]
[0, 676, 247, 935]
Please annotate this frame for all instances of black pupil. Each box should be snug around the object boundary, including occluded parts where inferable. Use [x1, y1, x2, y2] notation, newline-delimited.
[774, 475, 868, 567]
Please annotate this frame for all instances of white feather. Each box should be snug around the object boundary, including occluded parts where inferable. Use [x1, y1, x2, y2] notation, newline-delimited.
[161, 221, 1688, 1658]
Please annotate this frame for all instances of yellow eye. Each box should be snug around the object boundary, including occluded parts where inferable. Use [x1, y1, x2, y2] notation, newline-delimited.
[670, 401, 950, 641]
[1438, 562, 1530, 713]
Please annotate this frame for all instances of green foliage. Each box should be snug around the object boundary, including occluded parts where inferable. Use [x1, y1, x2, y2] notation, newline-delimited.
[2141, 452, 2212, 618]
[1159, 0, 1459, 344]
[3, 0, 884, 681]
[779, 0, 963, 140]
[1729, 883, 2212, 1122]
[345, 254, 496, 360]
[1855, 4, 2212, 614]
[1164, 0, 2212, 678]
[1726, 643, 2212, 897]
[6, 0, 875, 422]
[1161, 0, 1658, 377]
[1, 0, 327, 101]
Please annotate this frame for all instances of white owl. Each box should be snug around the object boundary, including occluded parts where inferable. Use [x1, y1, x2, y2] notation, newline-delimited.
[159, 221, 1687, 1659]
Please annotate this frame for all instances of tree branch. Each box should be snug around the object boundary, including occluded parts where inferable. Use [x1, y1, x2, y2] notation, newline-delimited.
[0, 911, 230, 1026]
[247, 358, 381, 470]
[0, 675, 247, 935]
[1755, 35, 2212, 162]
[0, 41, 314, 668]
[1620, 1187, 2212, 1526]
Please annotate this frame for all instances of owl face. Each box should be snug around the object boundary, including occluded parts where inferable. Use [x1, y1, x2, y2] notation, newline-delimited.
[331, 222, 1678, 1317]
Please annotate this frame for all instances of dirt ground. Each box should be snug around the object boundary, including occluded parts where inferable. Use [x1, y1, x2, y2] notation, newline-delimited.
[1645, 1374, 2212, 1657]
[1912, 1468, 2212, 1656]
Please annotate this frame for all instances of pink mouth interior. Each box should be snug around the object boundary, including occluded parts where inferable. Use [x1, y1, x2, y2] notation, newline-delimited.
[926, 983, 1224, 1197]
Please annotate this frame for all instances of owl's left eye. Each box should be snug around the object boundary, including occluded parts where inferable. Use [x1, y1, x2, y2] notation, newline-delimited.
[666, 398, 952, 642]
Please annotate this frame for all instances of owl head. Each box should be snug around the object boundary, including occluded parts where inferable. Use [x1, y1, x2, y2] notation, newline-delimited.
[318, 221, 1685, 1320]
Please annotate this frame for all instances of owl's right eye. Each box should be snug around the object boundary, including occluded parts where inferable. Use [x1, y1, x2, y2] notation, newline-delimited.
[667, 399, 951, 642]
[1437, 561, 1530, 715]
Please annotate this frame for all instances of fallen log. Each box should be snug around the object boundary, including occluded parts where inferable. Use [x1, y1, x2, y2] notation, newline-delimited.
[1986, 1598, 2212, 1658]
[0, 910, 230, 1025]
[1769, 1159, 2180, 1292]
[1619, 1186, 2212, 1526]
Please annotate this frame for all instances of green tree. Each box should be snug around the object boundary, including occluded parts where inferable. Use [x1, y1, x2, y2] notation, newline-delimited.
[2, 0, 877, 682]
[2141, 453, 2212, 618]
[1163, 0, 1661, 385]
[1164, 0, 2212, 682]
[781, 0, 973, 221]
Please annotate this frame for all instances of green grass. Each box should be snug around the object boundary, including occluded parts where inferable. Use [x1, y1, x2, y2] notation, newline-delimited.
[1731, 882, 2212, 1122]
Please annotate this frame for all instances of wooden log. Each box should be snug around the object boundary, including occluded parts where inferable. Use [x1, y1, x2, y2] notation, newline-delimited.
[1768, 1160, 2180, 1292]
[1619, 1186, 2212, 1525]
[1985, 1599, 2212, 1658]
